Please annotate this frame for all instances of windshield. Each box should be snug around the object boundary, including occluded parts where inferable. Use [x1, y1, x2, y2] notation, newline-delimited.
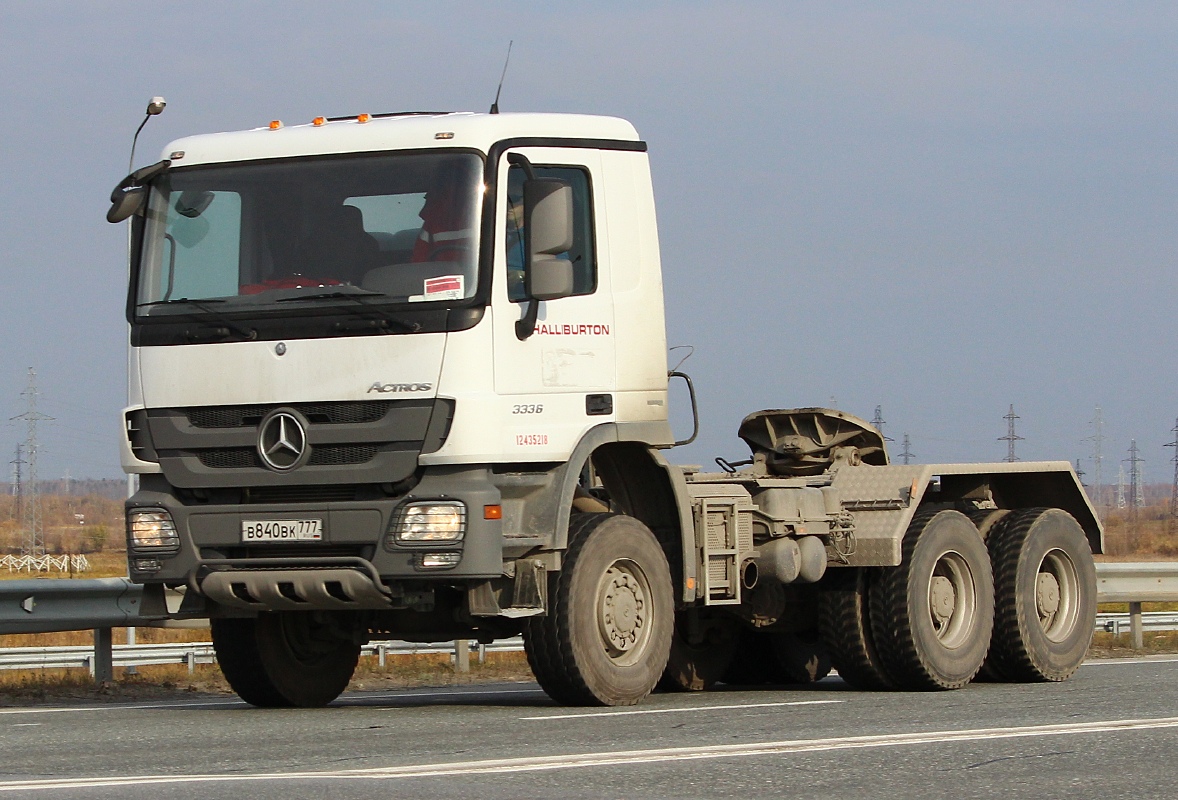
[135, 152, 482, 317]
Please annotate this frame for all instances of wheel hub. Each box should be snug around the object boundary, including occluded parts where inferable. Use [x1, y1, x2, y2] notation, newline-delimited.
[600, 567, 646, 652]
[1037, 571, 1061, 618]
[930, 575, 956, 625]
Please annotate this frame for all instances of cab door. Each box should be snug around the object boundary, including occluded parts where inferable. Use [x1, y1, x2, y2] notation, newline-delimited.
[490, 147, 615, 460]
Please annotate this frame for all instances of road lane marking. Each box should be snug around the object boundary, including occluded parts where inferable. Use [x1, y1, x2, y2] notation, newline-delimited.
[1083, 656, 1178, 666]
[520, 699, 843, 720]
[4, 715, 1178, 792]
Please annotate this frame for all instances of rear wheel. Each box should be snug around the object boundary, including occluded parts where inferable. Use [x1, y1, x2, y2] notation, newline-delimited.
[211, 617, 289, 708]
[213, 612, 360, 708]
[720, 629, 831, 686]
[985, 508, 1096, 682]
[659, 610, 737, 691]
[768, 630, 832, 684]
[523, 513, 674, 706]
[817, 568, 895, 690]
[869, 509, 994, 690]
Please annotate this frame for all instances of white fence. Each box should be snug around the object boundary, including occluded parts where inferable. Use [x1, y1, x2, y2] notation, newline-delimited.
[0, 554, 89, 574]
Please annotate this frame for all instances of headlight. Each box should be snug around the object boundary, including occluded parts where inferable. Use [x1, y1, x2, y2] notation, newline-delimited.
[127, 508, 180, 554]
[390, 502, 466, 544]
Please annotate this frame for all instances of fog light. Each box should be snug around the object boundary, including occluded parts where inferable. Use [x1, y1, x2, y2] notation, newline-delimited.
[127, 508, 180, 554]
[419, 552, 462, 569]
[134, 558, 162, 573]
[390, 502, 466, 544]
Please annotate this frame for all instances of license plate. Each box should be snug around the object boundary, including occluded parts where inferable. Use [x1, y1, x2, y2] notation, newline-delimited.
[241, 519, 323, 542]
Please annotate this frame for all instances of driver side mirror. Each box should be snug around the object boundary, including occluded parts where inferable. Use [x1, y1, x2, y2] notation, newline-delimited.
[107, 185, 146, 223]
[523, 178, 574, 301]
[106, 159, 170, 224]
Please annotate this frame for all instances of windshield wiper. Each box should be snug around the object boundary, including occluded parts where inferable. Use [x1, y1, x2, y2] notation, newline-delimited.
[137, 298, 257, 341]
[138, 297, 227, 307]
[277, 291, 421, 333]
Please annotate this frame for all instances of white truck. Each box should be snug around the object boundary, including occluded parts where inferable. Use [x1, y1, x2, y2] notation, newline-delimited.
[109, 111, 1101, 707]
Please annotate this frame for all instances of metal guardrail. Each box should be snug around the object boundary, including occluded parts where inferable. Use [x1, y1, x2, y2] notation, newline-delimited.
[0, 578, 155, 635]
[0, 562, 1173, 683]
[0, 637, 526, 677]
[1095, 562, 1178, 649]
[1096, 612, 1178, 637]
[1096, 562, 1178, 603]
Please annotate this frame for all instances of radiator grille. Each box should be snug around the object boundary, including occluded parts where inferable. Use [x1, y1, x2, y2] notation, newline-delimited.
[308, 445, 379, 466]
[197, 448, 258, 469]
[187, 401, 393, 429]
[197, 445, 379, 470]
[243, 485, 363, 504]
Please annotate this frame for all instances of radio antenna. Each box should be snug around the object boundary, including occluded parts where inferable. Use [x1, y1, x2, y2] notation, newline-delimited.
[489, 41, 514, 114]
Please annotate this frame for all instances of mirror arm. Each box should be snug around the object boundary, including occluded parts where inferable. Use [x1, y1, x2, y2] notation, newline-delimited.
[507, 152, 536, 180]
[509, 150, 539, 339]
[515, 299, 540, 340]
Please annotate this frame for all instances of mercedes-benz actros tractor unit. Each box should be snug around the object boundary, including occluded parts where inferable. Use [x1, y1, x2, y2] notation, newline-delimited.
[110, 110, 1100, 708]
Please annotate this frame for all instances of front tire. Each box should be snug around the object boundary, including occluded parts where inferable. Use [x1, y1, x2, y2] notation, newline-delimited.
[985, 508, 1096, 682]
[869, 509, 994, 690]
[523, 513, 674, 706]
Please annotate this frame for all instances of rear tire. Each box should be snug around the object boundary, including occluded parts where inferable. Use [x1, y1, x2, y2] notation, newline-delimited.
[659, 610, 737, 691]
[817, 568, 895, 690]
[720, 628, 775, 685]
[768, 630, 832, 684]
[719, 629, 831, 685]
[523, 513, 674, 706]
[985, 508, 1096, 682]
[869, 509, 994, 690]
[213, 612, 360, 708]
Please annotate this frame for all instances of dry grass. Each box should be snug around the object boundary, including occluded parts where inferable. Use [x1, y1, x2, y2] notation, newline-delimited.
[1088, 630, 1178, 658]
[1099, 503, 1178, 560]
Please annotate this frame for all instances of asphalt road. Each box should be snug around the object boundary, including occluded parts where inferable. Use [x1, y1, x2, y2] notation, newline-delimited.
[2, 656, 1177, 799]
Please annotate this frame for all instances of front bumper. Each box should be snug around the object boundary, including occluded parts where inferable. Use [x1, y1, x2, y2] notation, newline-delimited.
[126, 466, 505, 598]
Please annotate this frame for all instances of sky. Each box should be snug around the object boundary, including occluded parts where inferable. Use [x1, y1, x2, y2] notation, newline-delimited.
[0, 2, 1174, 489]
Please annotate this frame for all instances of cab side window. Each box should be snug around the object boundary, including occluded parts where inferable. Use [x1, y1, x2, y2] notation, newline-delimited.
[505, 165, 595, 302]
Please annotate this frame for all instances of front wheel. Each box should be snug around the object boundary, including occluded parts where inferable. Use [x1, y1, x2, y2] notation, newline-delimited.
[523, 513, 674, 706]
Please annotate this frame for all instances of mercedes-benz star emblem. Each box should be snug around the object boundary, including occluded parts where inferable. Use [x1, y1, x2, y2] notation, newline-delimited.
[257, 410, 308, 471]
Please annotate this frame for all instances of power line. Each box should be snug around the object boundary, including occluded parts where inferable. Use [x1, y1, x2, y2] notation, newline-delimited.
[1084, 406, 1105, 517]
[9, 444, 23, 522]
[871, 405, 894, 443]
[1166, 418, 1178, 535]
[998, 404, 1024, 462]
[900, 433, 914, 465]
[10, 368, 53, 558]
[1125, 439, 1144, 520]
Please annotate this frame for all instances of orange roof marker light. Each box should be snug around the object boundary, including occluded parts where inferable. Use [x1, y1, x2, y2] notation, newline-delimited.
[268, 120, 283, 130]
[312, 116, 326, 127]
[435, 131, 455, 140]
[357, 113, 371, 123]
